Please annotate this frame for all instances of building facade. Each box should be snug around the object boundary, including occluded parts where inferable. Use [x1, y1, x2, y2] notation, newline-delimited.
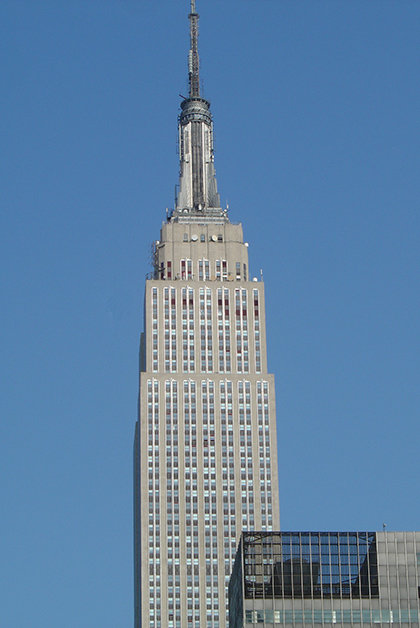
[133, 3, 280, 628]
[229, 531, 420, 628]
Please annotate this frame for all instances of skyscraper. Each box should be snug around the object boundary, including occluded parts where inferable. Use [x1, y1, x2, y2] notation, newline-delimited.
[134, 3, 280, 628]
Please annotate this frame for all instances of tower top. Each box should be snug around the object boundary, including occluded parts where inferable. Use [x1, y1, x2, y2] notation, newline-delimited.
[172, 0, 224, 219]
[188, 0, 200, 97]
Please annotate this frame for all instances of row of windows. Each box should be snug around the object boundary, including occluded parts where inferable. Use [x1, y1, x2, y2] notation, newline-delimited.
[163, 259, 247, 282]
[182, 233, 223, 243]
[244, 608, 419, 624]
[147, 379, 272, 426]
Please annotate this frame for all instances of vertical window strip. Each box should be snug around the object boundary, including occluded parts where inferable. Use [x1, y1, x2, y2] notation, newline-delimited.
[220, 380, 229, 615]
[245, 382, 254, 529]
[218, 289, 231, 374]
[147, 379, 160, 626]
[224, 380, 235, 626]
[242, 289, 249, 373]
[263, 381, 272, 529]
[184, 380, 200, 626]
[147, 380, 155, 622]
[256, 381, 266, 530]
[215, 260, 228, 281]
[184, 380, 192, 611]
[201, 289, 213, 373]
[235, 289, 249, 373]
[191, 380, 198, 608]
[235, 290, 242, 372]
[164, 288, 170, 373]
[171, 288, 177, 372]
[253, 288, 261, 373]
[198, 259, 210, 281]
[256, 381, 272, 530]
[202, 381, 217, 628]
[206, 289, 213, 373]
[152, 288, 158, 372]
[238, 381, 254, 532]
[238, 382, 247, 530]
[224, 289, 231, 373]
[217, 289, 224, 373]
[208, 379, 216, 623]
[165, 380, 179, 628]
[222, 260, 227, 281]
[209, 380, 218, 628]
[188, 288, 195, 372]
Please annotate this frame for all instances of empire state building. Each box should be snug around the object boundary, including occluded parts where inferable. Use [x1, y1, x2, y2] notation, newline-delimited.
[134, 3, 280, 627]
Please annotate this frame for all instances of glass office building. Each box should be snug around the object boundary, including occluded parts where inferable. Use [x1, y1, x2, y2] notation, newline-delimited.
[229, 532, 420, 627]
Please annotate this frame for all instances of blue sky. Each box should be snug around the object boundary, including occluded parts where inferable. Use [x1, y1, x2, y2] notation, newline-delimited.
[1, 1, 419, 626]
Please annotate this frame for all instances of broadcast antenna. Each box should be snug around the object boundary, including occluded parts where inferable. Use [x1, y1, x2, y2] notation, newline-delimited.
[188, 0, 200, 97]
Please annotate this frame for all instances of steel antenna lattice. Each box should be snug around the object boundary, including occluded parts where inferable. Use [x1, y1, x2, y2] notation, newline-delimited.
[188, 0, 200, 97]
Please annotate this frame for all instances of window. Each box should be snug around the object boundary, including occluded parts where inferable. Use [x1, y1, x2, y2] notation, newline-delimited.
[181, 259, 193, 280]
[198, 259, 210, 281]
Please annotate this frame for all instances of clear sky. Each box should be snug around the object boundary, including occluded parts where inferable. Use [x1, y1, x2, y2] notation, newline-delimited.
[1, 1, 419, 627]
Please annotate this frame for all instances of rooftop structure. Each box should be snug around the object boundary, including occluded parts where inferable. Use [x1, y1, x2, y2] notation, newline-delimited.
[229, 531, 420, 627]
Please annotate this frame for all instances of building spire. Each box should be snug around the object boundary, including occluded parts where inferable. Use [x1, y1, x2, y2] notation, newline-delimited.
[188, 0, 200, 97]
[173, 0, 224, 218]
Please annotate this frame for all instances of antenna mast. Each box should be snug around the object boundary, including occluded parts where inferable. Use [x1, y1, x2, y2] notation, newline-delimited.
[188, 0, 200, 97]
